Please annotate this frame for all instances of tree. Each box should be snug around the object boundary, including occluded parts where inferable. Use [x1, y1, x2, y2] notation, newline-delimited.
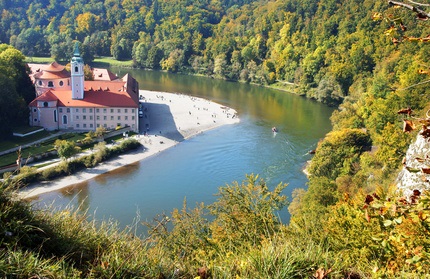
[0, 45, 35, 139]
[54, 139, 81, 161]
[14, 28, 49, 56]
[209, 174, 288, 248]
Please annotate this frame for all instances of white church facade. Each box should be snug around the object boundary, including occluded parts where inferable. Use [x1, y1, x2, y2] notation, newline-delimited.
[28, 43, 140, 132]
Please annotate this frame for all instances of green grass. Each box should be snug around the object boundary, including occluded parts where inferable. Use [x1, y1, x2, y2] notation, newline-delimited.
[0, 131, 133, 168]
[91, 57, 134, 68]
[12, 126, 44, 134]
[0, 133, 86, 167]
[25, 56, 134, 68]
[25, 56, 67, 64]
[0, 130, 51, 152]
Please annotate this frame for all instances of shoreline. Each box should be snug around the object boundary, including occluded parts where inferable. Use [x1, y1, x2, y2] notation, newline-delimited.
[18, 90, 240, 199]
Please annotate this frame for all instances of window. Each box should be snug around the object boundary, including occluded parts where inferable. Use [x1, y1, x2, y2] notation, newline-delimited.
[96, 108, 100, 113]
[89, 108, 93, 113]
[90, 115, 93, 120]
[34, 118, 37, 122]
[38, 80, 42, 86]
[83, 124, 87, 128]
[59, 108, 63, 113]
[63, 115, 68, 124]
[33, 108, 37, 112]
[76, 115, 79, 120]
[83, 115, 86, 120]
[125, 116, 128, 120]
[76, 124, 80, 128]
[104, 108, 107, 113]
[103, 124, 107, 128]
[54, 110, 57, 122]
[97, 124, 100, 127]
[118, 116, 121, 120]
[132, 109, 135, 113]
[104, 116, 107, 120]
[76, 108, 79, 112]
[90, 124, 93, 128]
[67, 108, 70, 113]
[48, 81, 53, 87]
[111, 116, 114, 120]
[75, 66, 78, 72]
[125, 109, 128, 113]
[117, 109, 121, 113]
[97, 116, 100, 120]
[43, 102, 48, 107]
[132, 116, 135, 120]
[59, 81, 64, 86]
[83, 108, 86, 113]
[110, 109, 114, 113]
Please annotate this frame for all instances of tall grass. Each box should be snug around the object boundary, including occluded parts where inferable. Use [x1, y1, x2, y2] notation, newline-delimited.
[1, 173, 414, 278]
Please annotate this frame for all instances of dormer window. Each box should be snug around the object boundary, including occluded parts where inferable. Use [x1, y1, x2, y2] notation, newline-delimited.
[48, 81, 53, 87]
[43, 102, 48, 107]
[38, 80, 42, 86]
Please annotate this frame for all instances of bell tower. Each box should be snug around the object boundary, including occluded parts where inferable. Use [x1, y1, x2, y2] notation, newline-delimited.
[71, 42, 85, 100]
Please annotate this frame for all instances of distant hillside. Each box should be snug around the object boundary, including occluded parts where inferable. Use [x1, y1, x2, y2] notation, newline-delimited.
[0, 0, 402, 105]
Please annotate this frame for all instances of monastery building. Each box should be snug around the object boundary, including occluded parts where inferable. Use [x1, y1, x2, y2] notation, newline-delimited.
[28, 43, 140, 132]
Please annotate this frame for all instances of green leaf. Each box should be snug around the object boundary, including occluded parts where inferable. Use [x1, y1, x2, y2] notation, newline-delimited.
[383, 219, 393, 227]
[394, 217, 402, 224]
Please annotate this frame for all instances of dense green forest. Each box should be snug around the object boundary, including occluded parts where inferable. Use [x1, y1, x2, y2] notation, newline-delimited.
[2, 0, 430, 277]
[0, 0, 401, 105]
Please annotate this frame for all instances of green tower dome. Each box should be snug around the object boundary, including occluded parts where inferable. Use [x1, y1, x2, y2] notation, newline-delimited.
[71, 42, 84, 64]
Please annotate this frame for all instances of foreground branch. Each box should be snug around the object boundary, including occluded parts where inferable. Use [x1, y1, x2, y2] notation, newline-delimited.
[388, 0, 430, 20]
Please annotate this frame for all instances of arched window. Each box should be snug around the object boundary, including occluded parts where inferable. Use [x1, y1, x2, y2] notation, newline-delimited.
[75, 66, 78, 73]
[48, 81, 54, 87]
[62, 115, 68, 124]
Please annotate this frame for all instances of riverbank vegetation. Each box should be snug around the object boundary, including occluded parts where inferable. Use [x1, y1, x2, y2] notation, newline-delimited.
[2, 0, 430, 277]
[5, 138, 141, 188]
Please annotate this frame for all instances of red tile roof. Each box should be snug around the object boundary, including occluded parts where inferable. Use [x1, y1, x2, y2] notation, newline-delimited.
[92, 68, 119, 81]
[29, 80, 139, 108]
[34, 69, 70, 80]
[29, 90, 58, 107]
[29, 62, 70, 80]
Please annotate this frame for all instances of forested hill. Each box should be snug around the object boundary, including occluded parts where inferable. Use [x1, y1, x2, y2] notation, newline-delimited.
[0, 0, 409, 105]
[3, 0, 430, 276]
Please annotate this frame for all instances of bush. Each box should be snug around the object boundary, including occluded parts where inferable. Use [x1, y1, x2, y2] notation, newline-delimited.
[13, 166, 40, 187]
[308, 128, 372, 180]
[40, 166, 62, 180]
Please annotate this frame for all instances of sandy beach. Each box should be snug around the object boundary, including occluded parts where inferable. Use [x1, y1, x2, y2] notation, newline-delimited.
[18, 90, 239, 199]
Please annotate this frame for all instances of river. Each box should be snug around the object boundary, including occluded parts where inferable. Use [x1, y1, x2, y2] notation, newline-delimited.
[30, 69, 334, 231]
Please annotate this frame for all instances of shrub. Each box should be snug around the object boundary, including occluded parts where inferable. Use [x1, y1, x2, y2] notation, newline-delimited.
[40, 166, 62, 180]
[308, 128, 372, 180]
[13, 166, 40, 187]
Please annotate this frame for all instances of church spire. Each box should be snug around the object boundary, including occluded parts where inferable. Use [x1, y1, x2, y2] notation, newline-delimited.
[71, 42, 84, 99]
[73, 41, 80, 57]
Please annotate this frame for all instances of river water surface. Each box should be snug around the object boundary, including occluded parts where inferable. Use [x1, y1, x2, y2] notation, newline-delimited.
[31, 70, 334, 230]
